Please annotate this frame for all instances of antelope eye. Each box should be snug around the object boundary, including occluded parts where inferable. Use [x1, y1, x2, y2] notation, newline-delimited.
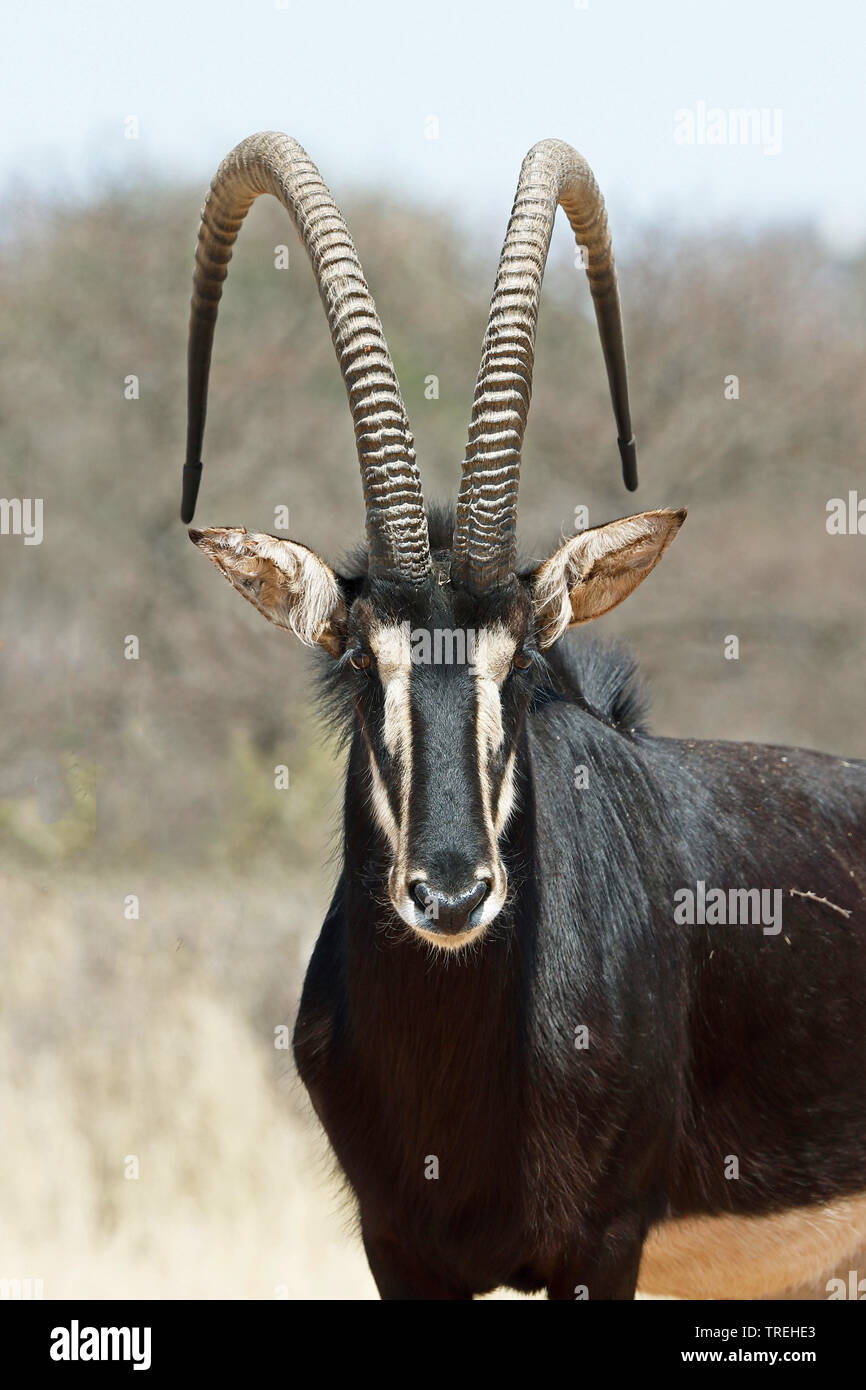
[513, 650, 534, 670]
[350, 650, 371, 671]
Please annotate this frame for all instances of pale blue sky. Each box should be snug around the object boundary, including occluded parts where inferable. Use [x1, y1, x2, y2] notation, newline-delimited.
[3, 0, 865, 248]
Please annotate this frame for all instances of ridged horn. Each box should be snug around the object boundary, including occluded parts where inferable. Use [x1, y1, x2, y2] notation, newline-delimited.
[451, 139, 637, 592]
[181, 132, 430, 581]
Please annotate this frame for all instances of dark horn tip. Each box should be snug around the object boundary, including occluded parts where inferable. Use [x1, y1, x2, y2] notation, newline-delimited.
[618, 436, 638, 491]
[181, 460, 203, 524]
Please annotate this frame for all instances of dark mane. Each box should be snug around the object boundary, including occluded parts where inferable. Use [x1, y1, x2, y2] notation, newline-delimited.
[543, 636, 651, 733]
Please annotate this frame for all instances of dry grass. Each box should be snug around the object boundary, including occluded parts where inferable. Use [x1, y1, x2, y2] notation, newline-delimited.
[0, 870, 379, 1298]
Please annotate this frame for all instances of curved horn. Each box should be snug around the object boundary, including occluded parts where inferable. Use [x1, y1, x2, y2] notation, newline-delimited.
[451, 139, 637, 592]
[181, 132, 430, 582]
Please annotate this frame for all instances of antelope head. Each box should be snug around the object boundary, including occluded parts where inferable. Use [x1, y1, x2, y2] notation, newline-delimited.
[181, 133, 684, 950]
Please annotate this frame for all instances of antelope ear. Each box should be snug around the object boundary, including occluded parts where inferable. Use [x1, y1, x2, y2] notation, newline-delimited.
[531, 508, 686, 649]
[189, 527, 347, 656]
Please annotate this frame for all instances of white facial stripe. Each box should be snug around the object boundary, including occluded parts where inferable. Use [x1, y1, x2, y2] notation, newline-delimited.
[371, 622, 412, 757]
[365, 737, 399, 852]
[473, 624, 514, 685]
[476, 676, 505, 756]
[368, 622, 413, 883]
[473, 624, 513, 773]
[473, 626, 513, 804]
[494, 749, 517, 836]
[382, 678, 410, 758]
[470, 625, 515, 922]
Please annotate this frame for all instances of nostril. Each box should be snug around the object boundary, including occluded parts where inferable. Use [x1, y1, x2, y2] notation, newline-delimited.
[467, 880, 488, 911]
[410, 880, 433, 912]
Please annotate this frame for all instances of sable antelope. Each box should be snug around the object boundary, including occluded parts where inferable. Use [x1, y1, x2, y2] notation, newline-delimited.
[181, 133, 866, 1299]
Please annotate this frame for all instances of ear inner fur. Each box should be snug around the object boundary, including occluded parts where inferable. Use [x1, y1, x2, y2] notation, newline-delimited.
[532, 508, 686, 648]
[189, 527, 347, 655]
